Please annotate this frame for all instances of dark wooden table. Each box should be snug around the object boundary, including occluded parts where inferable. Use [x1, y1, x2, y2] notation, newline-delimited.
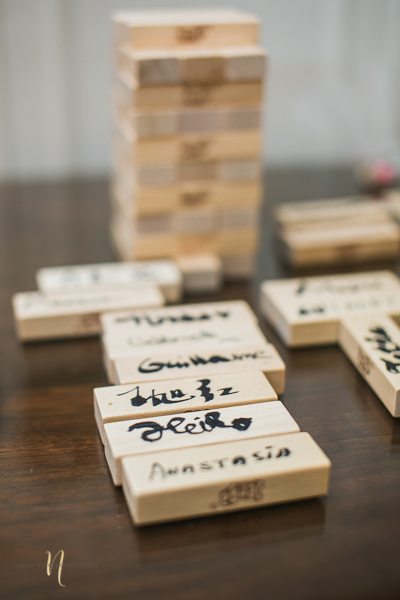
[1, 168, 400, 600]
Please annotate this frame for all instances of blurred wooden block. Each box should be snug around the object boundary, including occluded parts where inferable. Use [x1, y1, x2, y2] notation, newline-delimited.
[219, 159, 261, 181]
[12, 287, 164, 342]
[179, 162, 217, 181]
[218, 229, 258, 254]
[135, 111, 179, 137]
[114, 342, 286, 394]
[222, 107, 261, 130]
[133, 131, 262, 166]
[173, 209, 217, 234]
[102, 320, 267, 383]
[134, 82, 263, 110]
[260, 271, 400, 347]
[219, 207, 259, 229]
[111, 214, 179, 261]
[339, 314, 400, 417]
[175, 252, 222, 294]
[280, 222, 400, 268]
[181, 55, 224, 84]
[136, 164, 177, 186]
[223, 46, 266, 81]
[37, 260, 182, 303]
[101, 299, 259, 333]
[121, 432, 331, 525]
[178, 233, 218, 254]
[137, 54, 181, 87]
[275, 196, 390, 231]
[135, 214, 174, 234]
[113, 9, 259, 51]
[105, 401, 299, 485]
[221, 253, 255, 280]
[179, 109, 222, 133]
[94, 370, 277, 442]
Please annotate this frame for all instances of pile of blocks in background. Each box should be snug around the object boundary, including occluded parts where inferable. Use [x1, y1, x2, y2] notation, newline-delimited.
[111, 9, 266, 283]
[274, 189, 400, 269]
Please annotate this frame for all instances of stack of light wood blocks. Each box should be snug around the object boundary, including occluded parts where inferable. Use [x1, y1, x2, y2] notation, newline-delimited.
[111, 9, 267, 280]
[95, 299, 330, 525]
[260, 270, 400, 417]
[274, 193, 400, 268]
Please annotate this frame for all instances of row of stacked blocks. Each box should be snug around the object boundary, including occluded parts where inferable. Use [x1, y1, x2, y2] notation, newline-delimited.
[111, 9, 267, 280]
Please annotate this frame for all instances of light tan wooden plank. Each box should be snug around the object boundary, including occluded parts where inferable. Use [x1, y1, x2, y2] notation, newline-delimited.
[173, 209, 217, 234]
[223, 47, 266, 81]
[280, 222, 400, 267]
[105, 401, 299, 485]
[219, 159, 261, 181]
[121, 431, 331, 525]
[175, 252, 222, 294]
[221, 253, 255, 280]
[134, 82, 263, 110]
[36, 260, 182, 304]
[94, 370, 277, 442]
[102, 322, 268, 383]
[179, 162, 217, 181]
[218, 229, 258, 254]
[111, 214, 179, 260]
[260, 271, 400, 348]
[136, 164, 177, 186]
[114, 342, 285, 395]
[339, 314, 400, 417]
[101, 299, 259, 334]
[219, 207, 259, 230]
[133, 131, 262, 166]
[113, 9, 259, 51]
[178, 233, 218, 254]
[12, 287, 164, 342]
[135, 112, 179, 137]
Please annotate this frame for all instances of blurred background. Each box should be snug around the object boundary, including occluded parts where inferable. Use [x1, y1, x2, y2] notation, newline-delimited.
[0, 0, 399, 182]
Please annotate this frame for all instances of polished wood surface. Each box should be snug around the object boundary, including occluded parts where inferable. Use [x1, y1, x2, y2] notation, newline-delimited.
[1, 168, 400, 599]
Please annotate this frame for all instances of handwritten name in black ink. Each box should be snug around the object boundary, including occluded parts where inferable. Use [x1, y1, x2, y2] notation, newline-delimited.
[138, 349, 267, 374]
[115, 310, 231, 326]
[365, 326, 400, 374]
[117, 378, 238, 408]
[149, 444, 291, 479]
[295, 279, 386, 296]
[129, 410, 252, 442]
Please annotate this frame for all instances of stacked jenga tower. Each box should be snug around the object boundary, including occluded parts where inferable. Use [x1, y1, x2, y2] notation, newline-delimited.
[111, 9, 266, 280]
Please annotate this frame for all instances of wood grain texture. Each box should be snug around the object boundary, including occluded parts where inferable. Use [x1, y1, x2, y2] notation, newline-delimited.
[3, 169, 400, 600]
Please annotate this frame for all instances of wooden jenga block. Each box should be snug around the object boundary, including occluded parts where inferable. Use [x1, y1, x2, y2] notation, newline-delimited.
[133, 82, 263, 110]
[179, 109, 222, 133]
[222, 107, 261, 130]
[94, 370, 277, 442]
[339, 314, 400, 417]
[223, 46, 266, 81]
[37, 260, 183, 303]
[113, 9, 259, 51]
[136, 164, 176, 186]
[179, 162, 217, 181]
[218, 229, 258, 254]
[111, 214, 179, 261]
[135, 111, 179, 137]
[12, 287, 164, 342]
[132, 131, 262, 166]
[260, 271, 400, 347]
[275, 196, 390, 231]
[219, 159, 261, 181]
[219, 206, 259, 229]
[121, 432, 331, 525]
[175, 252, 222, 294]
[134, 215, 174, 234]
[137, 54, 181, 87]
[114, 342, 286, 394]
[178, 233, 218, 254]
[173, 209, 217, 234]
[181, 54, 224, 84]
[100, 299, 259, 334]
[102, 322, 267, 383]
[221, 253, 255, 280]
[280, 222, 400, 267]
[105, 401, 299, 485]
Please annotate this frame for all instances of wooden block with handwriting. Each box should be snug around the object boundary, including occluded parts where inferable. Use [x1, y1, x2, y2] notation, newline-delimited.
[260, 271, 400, 347]
[12, 287, 164, 342]
[101, 299, 258, 334]
[102, 322, 267, 383]
[114, 342, 285, 395]
[37, 260, 182, 303]
[94, 370, 277, 443]
[105, 401, 299, 485]
[113, 9, 259, 51]
[339, 314, 400, 417]
[175, 252, 222, 294]
[121, 431, 331, 524]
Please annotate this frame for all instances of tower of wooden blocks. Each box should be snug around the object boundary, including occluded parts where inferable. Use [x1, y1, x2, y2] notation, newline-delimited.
[111, 9, 266, 279]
